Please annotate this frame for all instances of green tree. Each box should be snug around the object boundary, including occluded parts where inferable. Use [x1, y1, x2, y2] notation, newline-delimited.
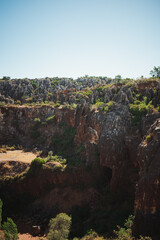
[2, 76, 10, 81]
[0, 199, 2, 229]
[47, 213, 71, 240]
[150, 66, 160, 78]
[2, 218, 18, 240]
[115, 75, 122, 83]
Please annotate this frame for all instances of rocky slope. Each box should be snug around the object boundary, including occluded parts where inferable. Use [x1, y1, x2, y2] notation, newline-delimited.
[0, 77, 160, 239]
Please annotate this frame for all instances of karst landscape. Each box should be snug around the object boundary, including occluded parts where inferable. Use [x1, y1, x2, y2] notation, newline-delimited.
[0, 72, 160, 240]
[1, 0, 160, 239]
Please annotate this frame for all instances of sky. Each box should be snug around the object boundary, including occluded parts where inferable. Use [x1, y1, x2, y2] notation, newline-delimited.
[0, 0, 160, 79]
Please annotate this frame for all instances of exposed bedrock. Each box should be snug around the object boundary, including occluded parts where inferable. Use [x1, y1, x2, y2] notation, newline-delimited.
[133, 118, 160, 239]
[0, 103, 160, 237]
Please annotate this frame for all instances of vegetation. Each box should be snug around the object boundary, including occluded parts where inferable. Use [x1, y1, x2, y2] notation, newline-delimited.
[96, 83, 114, 92]
[0, 200, 18, 240]
[130, 97, 154, 126]
[52, 127, 85, 166]
[92, 100, 115, 114]
[30, 157, 46, 169]
[2, 218, 18, 240]
[45, 213, 152, 240]
[77, 90, 92, 97]
[31, 80, 38, 89]
[150, 66, 160, 78]
[46, 115, 56, 124]
[46, 151, 66, 164]
[115, 75, 122, 83]
[47, 213, 71, 240]
[34, 118, 41, 124]
[51, 78, 61, 88]
[145, 134, 152, 143]
[63, 103, 78, 109]
[112, 215, 152, 240]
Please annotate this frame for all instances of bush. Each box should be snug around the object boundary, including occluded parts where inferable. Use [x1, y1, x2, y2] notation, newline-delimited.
[46, 115, 56, 124]
[47, 213, 71, 240]
[103, 101, 115, 113]
[130, 101, 154, 126]
[30, 157, 46, 169]
[113, 215, 152, 240]
[145, 134, 152, 143]
[34, 118, 41, 124]
[2, 218, 18, 240]
[46, 152, 66, 164]
[31, 80, 38, 89]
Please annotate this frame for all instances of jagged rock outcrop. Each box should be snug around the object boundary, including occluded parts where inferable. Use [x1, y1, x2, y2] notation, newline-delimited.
[133, 118, 160, 239]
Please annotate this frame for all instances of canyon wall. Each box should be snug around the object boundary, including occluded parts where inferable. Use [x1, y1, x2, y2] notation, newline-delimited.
[0, 78, 160, 238]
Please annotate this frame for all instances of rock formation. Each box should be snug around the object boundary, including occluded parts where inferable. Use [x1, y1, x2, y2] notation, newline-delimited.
[0, 77, 160, 239]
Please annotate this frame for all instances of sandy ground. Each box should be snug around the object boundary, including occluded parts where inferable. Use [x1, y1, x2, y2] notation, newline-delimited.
[19, 234, 41, 240]
[0, 150, 37, 163]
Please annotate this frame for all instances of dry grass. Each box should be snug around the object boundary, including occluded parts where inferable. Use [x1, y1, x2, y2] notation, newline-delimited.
[0, 150, 37, 163]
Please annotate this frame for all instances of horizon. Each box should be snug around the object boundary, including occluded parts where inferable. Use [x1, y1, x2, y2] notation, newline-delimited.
[1, 0, 160, 79]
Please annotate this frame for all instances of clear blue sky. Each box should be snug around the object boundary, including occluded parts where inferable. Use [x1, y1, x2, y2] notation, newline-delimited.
[0, 0, 160, 79]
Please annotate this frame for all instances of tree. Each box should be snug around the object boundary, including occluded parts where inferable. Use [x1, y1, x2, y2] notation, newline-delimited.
[47, 213, 71, 240]
[115, 75, 122, 83]
[150, 66, 160, 78]
[2, 218, 18, 240]
[2, 76, 10, 81]
[0, 199, 2, 229]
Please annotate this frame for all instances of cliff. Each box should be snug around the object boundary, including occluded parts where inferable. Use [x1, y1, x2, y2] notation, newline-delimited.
[0, 77, 160, 238]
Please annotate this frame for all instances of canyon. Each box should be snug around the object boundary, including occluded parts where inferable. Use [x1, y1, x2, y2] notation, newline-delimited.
[0, 77, 160, 239]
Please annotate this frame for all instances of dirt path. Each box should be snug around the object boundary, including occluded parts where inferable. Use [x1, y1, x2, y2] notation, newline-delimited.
[0, 150, 37, 163]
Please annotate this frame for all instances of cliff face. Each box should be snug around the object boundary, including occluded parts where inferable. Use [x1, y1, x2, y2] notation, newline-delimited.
[0, 78, 160, 238]
[133, 118, 160, 238]
[0, 104, 136, 191]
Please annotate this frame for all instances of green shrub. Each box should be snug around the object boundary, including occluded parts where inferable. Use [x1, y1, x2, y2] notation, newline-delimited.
[31, 80, 38, 89]
[78, 90, 92, 97]
[92, 100, 115, 114]
[46, 151, 66, 164]
[15, 100, 21, 105]
[51, 78, 60, 88]
[130, 101, 154, 126]
[113, 215, 133, 239]
[145, 134, 152, 143]
[54, 102, 60, 108]
[63, 103, 78, 109]
[96, 83, 113, 92]
[113, 215, 152, 240]
[47, 213, 71, 240]
[103, 101, 115, 113]
[30, 157, 46, 170]
[2, 218, 18, 240]
[0, 102, 5, 107]
[34, 118, 41, 124]
[95, 101, 105, 109]
[46, 115, 56, 124]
